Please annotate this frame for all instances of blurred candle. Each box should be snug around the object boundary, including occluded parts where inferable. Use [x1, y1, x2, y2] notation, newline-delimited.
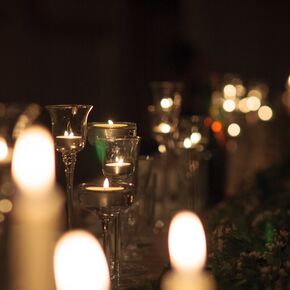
[54, 230, 110, 290]
[10, 126, 63, 290]
[162, 211, 215, 290]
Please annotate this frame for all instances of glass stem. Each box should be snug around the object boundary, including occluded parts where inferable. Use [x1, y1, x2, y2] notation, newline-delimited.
[62, 151, 77, 229]
[101, 214, 111, 266]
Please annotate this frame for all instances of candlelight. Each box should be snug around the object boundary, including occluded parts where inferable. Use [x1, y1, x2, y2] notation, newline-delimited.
[160, 123, 171, 133]
[54, 230, 110, 290]
[12, 126, 55, 197]
[183, 138, 192, 149]
[246, 96, 261, 111]
[160, 98, 173, 109]
[223, 99, 236, 112]
[258, 105, 273, 121]
[158, 144, 167, 153]
[103, 178, 109, 189]
[168, 211, 206, 273]
[223, 84, 236, 99]
[238, 98, 250, 113]
[227, 123, 241, 137]
[108, 120, 113, 125]
[0, 137, 8, 161]
[190, 132, 202, 144]
[64, 131, 74, 137]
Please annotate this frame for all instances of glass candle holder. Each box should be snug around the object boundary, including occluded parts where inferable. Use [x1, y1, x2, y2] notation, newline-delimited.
[88, 122, 137, 144]
[46, 104, 93, 229]
[100, 136, 141, 183]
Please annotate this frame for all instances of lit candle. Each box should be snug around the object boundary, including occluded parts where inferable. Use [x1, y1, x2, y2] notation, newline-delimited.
[153, 123, 172, 134]
[10, 126, 63, 290]
[55, 130, 82, 151]
[80, 178, 132, 209]
[54, 230, 110, 290]
[104, 157, 133, 176]
[88, 121, 137, 142]
[162, 211, 215, 290]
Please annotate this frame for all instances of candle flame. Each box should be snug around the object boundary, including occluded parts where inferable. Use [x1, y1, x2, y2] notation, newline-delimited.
[12, 126, 55, 197]
[108, 120, 113, 125]
[103, 178, 109, 188]
[54, 230, 110, 290]
[168, 211, 206, 273]
[115, 157, 124, 164]
[64, 131, 74, 137]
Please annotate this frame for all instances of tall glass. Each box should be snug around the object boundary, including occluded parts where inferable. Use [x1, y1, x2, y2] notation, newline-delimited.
[46, 104, 93, 228]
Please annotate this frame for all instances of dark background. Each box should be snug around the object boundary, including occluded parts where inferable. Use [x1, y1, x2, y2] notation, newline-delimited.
[0, 0, 289, 186]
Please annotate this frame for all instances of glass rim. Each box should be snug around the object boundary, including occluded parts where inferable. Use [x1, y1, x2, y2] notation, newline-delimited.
[45, 104, 93, 109]
[96, 135, 141, 142]
[88, 121, 136, 127]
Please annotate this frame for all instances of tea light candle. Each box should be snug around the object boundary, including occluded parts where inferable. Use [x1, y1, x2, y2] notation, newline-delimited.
[104, 157, 133, 176]
[11, 126, 63, 290]
[88, 121, 137, 142]
[81, 178, 128, 208]
[54, 230, 110, 290]
[162, 211, 215, 290]
[55, 131, 82, 151]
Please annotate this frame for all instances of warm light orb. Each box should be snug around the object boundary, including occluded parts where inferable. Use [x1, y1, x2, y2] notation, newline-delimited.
[103, 178, 109, 188]
[54, 230, 110, 290]
[12, 126, 55, 197]
[190, 132, 202, 144]
[0, 137, 8, 161]
[223, 99, 236, 112]
[248, 89, 262, 99]
[236, 84, 246, 97]
[227, 123, 241, 137]
[246, 96, 261, 111]
[211, 121, 222, 133]
[160, 98, 173, 109]
[238, 98, 250, 113]
[168, 211, 206, 273]
[158, 144, 166, 153]
[160, 123, 171, 133]
[108, 120, 113, 125]
[223, 84, 236, 99]
[258, 105, 273, 121]
[183, 138, 192, 149]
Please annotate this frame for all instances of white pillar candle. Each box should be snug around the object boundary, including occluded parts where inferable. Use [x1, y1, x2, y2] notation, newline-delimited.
[10, 126, 63, 290]
[54, 230, 110, 290]
[162, 211, 215, 290]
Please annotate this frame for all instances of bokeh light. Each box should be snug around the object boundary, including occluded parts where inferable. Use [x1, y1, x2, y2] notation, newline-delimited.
[227, 123, 241, 137]
[258, 106, 273, 121]
[158, 144, 166, 153]
[246, 96, 261, 111]
[238, 98, 250, 113]
[223, 84, 236, 99]
[183, 138, 192, 149]
[211, 121, 222, 133]
[190, 132, 202, 144]
[223, 99, 236, 112]
[0, 137, 8, 161]
[160, 98, 173, 109]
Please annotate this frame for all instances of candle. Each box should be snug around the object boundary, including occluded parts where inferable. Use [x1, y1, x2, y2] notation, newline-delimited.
[104, 157, 133, 176]
[54, 230, 110, 290]
[10, 126, 63, 290]
[162, 211, 215, 290]
[55, 130, 82, 152]
[88, 121, 136, 142]
[79, 178, 134, 210]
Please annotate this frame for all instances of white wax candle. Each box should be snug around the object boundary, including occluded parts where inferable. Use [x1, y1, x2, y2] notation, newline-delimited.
[10, 126, 63, 290]
[162, 211, 215, 290]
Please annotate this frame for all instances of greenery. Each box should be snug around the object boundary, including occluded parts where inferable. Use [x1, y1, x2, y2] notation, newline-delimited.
[128, 163, 290, 290]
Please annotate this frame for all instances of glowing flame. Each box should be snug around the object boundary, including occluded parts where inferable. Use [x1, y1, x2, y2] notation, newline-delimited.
[190, 132, 202, 144]
[115, 157, 124, 164]
[54, 230, 110, 290]
[64, 131, 74, 137]
[0, 137, 8, 161]
[160, 98, 173, 109]
[168, 211, 206, 273]
[103, 178, 109, 189]
[108, 120, 113, 125]
[12, 126, 55, 197]
[227, 123, 241, 137]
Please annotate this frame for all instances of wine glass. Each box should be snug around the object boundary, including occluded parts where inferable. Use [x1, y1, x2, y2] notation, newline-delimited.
[46, 104, 93, 228]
